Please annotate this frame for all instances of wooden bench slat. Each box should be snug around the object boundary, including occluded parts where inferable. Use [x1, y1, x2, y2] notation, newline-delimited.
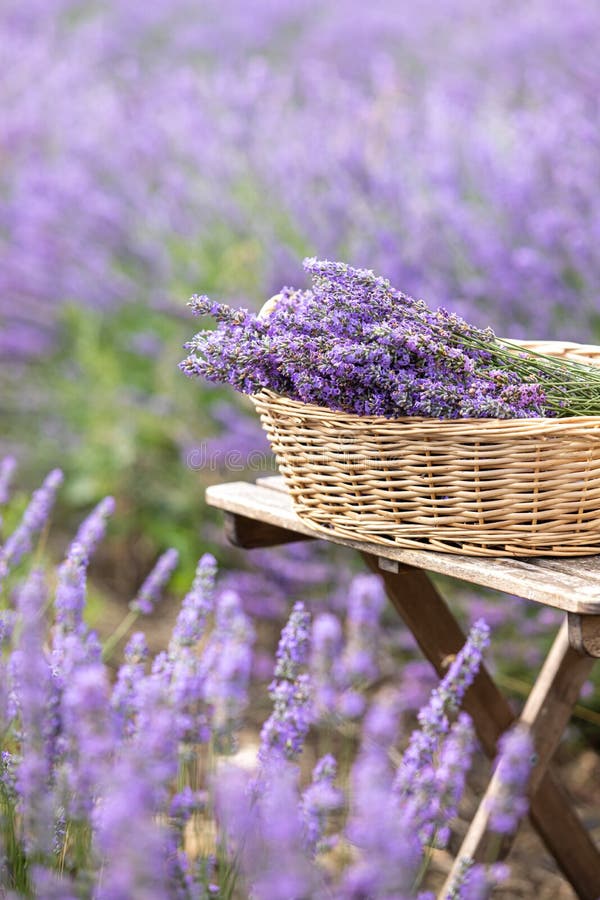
[205, 479, 600, 613]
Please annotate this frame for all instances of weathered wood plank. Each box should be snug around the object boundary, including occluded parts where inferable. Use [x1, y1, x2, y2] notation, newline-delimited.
[442, 619, 597, 898]
[206, 481, 600, 613]
[568, 613, 600, 658]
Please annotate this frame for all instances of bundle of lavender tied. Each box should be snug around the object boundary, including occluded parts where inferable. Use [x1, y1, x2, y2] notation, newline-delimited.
[181, 258, 600, 419]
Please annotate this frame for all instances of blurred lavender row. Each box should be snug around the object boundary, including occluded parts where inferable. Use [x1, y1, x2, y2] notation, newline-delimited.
[3, 0, 600, 357]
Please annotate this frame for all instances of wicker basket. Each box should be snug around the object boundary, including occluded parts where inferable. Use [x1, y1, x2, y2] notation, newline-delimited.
[251, 341, 600, 557]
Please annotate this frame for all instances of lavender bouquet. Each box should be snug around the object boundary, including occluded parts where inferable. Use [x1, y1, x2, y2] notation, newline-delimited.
[181, 258, 600, 419]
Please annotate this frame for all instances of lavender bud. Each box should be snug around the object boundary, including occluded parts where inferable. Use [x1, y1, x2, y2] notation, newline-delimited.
[487, 725, 535, 834]
[0, 469, 63, 581]
[129, 548, 178, 615]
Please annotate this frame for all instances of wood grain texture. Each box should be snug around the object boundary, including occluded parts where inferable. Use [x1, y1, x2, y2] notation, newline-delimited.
[568, 612, 600, 657]
[206, 479, 600, 612]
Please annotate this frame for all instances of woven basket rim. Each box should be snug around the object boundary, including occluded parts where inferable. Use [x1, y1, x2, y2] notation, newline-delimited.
[251, 388, 600, 430]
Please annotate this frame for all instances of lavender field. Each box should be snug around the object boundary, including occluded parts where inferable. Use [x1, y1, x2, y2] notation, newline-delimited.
[2, 1, 600, 897]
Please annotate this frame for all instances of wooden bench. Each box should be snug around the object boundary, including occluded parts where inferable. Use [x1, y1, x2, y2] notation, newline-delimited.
[206, 475, 600, 899]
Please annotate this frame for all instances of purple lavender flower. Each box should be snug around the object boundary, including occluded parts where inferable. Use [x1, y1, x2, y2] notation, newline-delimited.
[168, 552, 216, 652]
[259, 674, 312, 762]
[217, 760, 319, 900]
[202, 589, 255, 751]
[486, 725, 535, 834]
[72, 496, 115, 560]
[128, 674, 179, 803]
[427, 712, 476, 848]
[111, 631, 149, 737]
[253, 761, 321, 900]
[129, 547, 178, 614]
[310, 613, 343, 719]
[150, 556, 219, 748]
[301, 754, 342, 855]
[0, 609, 16, 648]
[59, 664, 115, 821]
[169, 785, 207, 832]
[0, 469, 63, 581]
[394, 620, 490, 802]
[93, 757, 171, 900]
[273, 600, 312, 681]
[6, 0, 600, 365]
[213, 763, 257, 875]
[161, 648, 208, 746]
[334, 574, 385, 719]
[29, 866, 78, 900]
[54, 542, 87, 634]
[50, 537, 103, 704]
[445, 858, 509, 899]
[342, 692, 422, 898]
[259, 602, 312, 763]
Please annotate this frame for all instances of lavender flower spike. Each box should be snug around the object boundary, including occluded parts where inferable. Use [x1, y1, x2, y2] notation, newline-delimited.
[73, 496, 115, 560]
[111, 632, 149, 736]
[310, 613, 343, 720]
[274, 601, 311, 681]
[301, 754, 343, 856]
[444, 857, 509, 899]
[93, 758, 171, 900]
[395, 620, 490, 799]
[54, 542, 87, 633]
[0, 468, 63, 581]
[129, 548, 179, 614]
[60, 664, 114, 821]
[259, 602, 312, 763]
[487, 725, 535, 834]
[0, 456, 17, 505]
[433, 619, 491, 717]
[429, 712, 476, 848]
[203, 589, 255, 751]
[168, 552, 217, 653]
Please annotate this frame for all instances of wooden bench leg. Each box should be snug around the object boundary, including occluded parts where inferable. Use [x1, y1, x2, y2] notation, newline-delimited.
[363, 556, 600, 900]
[568, 612, 600, 658]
